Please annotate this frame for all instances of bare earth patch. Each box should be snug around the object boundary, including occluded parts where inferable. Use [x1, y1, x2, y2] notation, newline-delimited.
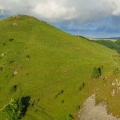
[79, 94, 120, 120]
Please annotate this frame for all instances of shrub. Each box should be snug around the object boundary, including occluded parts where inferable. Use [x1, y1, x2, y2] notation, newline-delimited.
[9, 60, 14, 64]
[79, 82, 85, 91]
[26, 55, 30, 59]
[55, 90, 64, 98]
[76, 105, 80, 110]
[61, 100, 64, 103]
[10, 85, 17, 93]
[69, 115, 74, 119]
[3, 43, 6, 45]
[1, 98, 24, 120]
[9, 38, 14, 42]
[113, 68, 119, 74]
[91, 66, 101, 79]
[0, 67, 3, 71]
[65, 114, 74, 120]
[1, 96, 30, 120]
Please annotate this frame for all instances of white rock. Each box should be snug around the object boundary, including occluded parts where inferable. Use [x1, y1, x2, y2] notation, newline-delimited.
[1, 53, 4, 57]
[111, 89, 115, 96]
[117, 81, 120, 86]
[112, 82, 115, 86]
[116, 79, 119, 85]
[14, 70, 18, 75]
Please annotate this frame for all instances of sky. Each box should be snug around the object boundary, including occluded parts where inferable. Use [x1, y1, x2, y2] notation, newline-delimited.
[0, 0, 120, 38]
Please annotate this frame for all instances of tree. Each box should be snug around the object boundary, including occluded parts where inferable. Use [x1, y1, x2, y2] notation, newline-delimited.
[1, 98, 24, 120]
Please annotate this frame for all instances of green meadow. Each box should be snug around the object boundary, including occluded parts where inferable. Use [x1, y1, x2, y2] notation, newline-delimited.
[0, 15, 119, 120]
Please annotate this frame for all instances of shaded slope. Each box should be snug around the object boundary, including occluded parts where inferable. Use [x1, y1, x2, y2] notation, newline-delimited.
[0, 15, 116, 120]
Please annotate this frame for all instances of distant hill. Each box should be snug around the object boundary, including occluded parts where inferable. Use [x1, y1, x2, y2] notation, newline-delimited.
[93, 39, 120, 53]
[94, 37, 120, 40]
[0, 15, 118, 120]
[109, 37, 120, 40]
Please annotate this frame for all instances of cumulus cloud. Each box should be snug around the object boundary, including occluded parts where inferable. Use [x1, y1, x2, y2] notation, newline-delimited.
[112, 0, 120, 16]
[0, 0, 120, 24]
[33, 1, 77, 22]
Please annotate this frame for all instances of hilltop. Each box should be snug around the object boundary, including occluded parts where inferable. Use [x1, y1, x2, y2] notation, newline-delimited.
[0, 15, 118, 120]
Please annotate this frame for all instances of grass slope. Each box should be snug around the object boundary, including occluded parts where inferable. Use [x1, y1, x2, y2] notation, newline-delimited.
[0, 15, 117, 120]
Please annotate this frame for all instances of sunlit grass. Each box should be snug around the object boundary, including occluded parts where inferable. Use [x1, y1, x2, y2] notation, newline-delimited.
[0, 15, 118, 120]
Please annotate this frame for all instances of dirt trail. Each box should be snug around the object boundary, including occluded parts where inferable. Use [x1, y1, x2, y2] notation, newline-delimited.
[79, 94, 120, 120]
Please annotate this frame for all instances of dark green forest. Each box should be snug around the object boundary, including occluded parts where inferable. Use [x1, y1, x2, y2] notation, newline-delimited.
[93, 40, 120, 53]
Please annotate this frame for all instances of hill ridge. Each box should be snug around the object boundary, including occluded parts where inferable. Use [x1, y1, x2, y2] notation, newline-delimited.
[0, 15, 117, 120]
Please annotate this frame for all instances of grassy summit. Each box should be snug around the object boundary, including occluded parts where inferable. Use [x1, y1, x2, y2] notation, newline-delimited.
[0, 15, 117, 120]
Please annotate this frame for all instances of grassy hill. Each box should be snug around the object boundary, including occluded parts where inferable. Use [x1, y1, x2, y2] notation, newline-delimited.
[0, 15, 118, 120]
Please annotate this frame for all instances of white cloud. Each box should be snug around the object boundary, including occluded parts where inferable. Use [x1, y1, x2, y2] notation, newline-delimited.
[112, 0, 120, 16]
[0, 0, 120, 23]
[33, 1, 77, 22]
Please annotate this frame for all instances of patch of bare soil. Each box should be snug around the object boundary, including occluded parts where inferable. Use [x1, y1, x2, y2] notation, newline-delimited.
[79, 94, 120, 120]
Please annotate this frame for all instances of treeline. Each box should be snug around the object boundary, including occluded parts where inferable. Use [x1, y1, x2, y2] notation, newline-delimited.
[93, 40, 120, 53]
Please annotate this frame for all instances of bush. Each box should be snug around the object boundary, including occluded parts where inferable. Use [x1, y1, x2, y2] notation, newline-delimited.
[113, 68, 119, 74]
[79, 82, 85, 91]
[65, 114, 74, 120]
[9, 38, 14, 42]
[0, 67, 3, 71]
[76, 105, 80, 110]
[10, 85, 17, 93]
[1, 98, 24, 120]
[55, 90, 64, 98]
[91, 66, 101, 79]
[3, 43, 6, 45]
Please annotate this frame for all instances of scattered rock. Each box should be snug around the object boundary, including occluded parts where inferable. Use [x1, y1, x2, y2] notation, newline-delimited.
[11, 23, 18, 26]
[112, 82, 116, 86]
[111, 89, 115, 96]
[14, 70, 18, 75]
[79, 94, 120, 120]
[1, 53, 4, 57]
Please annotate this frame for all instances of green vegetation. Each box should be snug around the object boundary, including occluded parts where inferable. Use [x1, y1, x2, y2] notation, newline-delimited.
[79, 82, 85, 91]
[1, 98, 24, 120]
[65, 115, 74, 120]
[93, 39, 120, 53]
[0, 15, 119, 120]
[113, 68, 119, 75]
[91, 66, 102, 79]
[10, 85, 17, 93]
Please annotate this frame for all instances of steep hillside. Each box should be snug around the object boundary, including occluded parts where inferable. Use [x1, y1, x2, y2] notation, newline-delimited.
[0, 15, 117, 120]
